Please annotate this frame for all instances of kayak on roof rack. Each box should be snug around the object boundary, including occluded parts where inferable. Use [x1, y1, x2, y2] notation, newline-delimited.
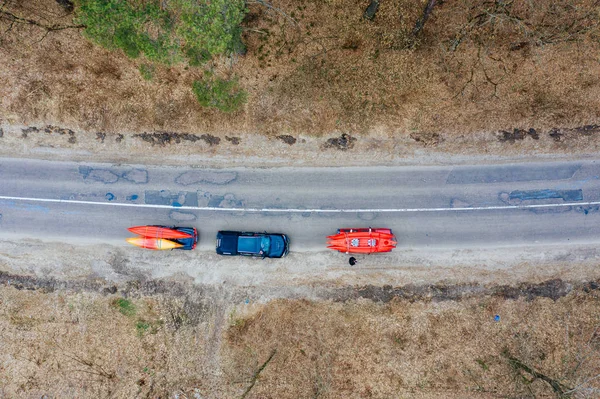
[126, 225, 198, 250]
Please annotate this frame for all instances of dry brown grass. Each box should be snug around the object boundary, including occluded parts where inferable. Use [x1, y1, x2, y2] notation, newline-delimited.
[1, 0, 599, 138]
[0, 288, 224, 398]
[1, 284, 599, 398]
[225, 295, 600, 398]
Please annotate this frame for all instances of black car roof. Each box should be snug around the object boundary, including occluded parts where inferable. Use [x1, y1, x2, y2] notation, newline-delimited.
[216, 231, 289, 257]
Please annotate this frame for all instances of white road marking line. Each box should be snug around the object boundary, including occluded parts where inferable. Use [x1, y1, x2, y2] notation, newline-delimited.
[0, 195, 598, 213]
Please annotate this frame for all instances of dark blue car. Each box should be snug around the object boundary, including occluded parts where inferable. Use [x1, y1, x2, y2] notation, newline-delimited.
[216, 231, 290, 258]
[170, 227, 199, 250]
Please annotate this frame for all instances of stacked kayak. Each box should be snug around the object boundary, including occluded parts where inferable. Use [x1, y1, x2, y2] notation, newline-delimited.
[126, 236, 184, 250]
[126, 225, 197, 250]
[327, 228, 397, 254]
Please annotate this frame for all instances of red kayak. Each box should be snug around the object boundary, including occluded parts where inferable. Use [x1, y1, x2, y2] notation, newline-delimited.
[327, 228, 397, 254]
[126, 225, 198, 250]
[128, 225, 192, 239]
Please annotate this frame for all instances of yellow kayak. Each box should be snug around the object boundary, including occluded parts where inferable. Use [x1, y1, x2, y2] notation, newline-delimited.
[126, 237, 183, 250]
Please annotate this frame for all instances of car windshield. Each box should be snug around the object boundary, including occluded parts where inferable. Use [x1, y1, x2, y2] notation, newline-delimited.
[260, 236, 270, 254]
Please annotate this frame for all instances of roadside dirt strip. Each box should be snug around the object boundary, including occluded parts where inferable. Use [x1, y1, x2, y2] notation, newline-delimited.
[1, 239, 599, 295]
[4, 123, 600, 168]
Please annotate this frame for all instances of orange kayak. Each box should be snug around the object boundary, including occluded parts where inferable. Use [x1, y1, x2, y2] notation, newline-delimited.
[327, 228, 397, 254]
[126, 237, 183, 250]
[128, 225, 192, 239]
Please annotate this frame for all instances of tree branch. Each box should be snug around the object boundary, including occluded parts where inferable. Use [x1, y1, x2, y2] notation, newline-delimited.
[502, 349, 572, 396]
[0, 9, 85, 32]
[240, 349, 276, 399]
[412, 0, 438, 37]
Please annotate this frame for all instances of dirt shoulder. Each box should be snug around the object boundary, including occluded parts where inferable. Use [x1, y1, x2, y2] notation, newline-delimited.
[3, 122, 600, 168]
[2, 239, 600, 291]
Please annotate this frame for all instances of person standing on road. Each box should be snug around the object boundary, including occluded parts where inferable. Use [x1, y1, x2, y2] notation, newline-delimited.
[349, 257, 357, 266]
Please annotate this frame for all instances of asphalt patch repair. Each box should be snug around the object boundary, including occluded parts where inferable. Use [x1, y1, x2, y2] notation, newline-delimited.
[508, 189, 583, 202]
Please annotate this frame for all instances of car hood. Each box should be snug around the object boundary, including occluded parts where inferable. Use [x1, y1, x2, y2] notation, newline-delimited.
[269, 235, 287, 257]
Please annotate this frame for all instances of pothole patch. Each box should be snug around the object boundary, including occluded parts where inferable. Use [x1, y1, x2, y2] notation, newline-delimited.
[169, 211, 197, 221]
[176, 171, 237, 185]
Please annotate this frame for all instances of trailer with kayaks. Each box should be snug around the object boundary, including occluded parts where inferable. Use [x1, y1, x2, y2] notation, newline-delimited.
[126, 225, 397, 255]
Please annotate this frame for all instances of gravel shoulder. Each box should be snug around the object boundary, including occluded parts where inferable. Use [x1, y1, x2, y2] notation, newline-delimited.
[2, 239, 599, 297]
[4, 123, 600, 168]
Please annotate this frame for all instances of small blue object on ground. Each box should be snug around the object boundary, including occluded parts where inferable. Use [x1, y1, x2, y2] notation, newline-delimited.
[245, 298, 250, 304]
[105, 192, 115, 201]
[494, 315, 501, 322]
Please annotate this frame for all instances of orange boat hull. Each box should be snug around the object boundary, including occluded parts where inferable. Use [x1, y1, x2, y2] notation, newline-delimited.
[128, 225, 192, 239]
[126, 237, 183, 250]
[327, 229, 397, 254]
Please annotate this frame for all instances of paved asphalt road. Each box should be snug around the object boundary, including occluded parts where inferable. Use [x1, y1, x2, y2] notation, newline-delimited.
[1, 157, 600, 251]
